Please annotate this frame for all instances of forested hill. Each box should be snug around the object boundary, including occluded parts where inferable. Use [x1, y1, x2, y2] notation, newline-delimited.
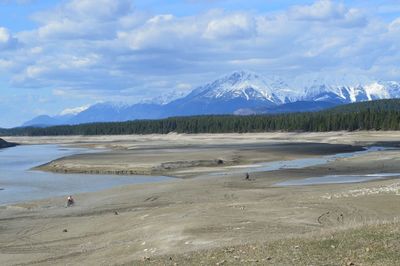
[1, 99, 400, 136]
[328, 99, 400, 113]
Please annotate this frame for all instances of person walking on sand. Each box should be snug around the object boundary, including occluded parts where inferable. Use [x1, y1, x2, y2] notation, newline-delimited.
[67, 195, 74, 207]
[245, 172, 250, 180]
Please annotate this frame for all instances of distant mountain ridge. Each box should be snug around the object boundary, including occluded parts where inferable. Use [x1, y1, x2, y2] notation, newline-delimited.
[6, 99, 400, 136]
[22, 71, 400, 127]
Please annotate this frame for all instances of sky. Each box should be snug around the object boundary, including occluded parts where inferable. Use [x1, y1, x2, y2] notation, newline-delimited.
[0, 0, 399, 127]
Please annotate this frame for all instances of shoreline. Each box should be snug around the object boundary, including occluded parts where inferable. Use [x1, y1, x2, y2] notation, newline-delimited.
[0, 138, 18, 149]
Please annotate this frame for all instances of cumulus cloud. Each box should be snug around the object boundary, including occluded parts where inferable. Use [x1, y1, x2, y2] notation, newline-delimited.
[0, 27, 10, 43]
[289, 0, 367, 27]
[389, 17, 400, 32]
[0, 0, 399, 101]
[0, 27, 18, 50]
[204, 13, 256, 39]
[290, 0, 347, 21]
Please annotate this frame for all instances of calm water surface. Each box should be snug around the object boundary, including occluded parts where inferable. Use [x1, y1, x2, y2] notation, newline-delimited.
[0, 145, 170, 205]
[215, 146, 388, 175]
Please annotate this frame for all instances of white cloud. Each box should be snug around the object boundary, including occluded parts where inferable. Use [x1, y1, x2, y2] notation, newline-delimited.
[389, 18, 400, 32]
[176, 83, 192, 90]
[118, 13, 202, 51]
[0, 0, 398, 100]
[0, 27, 10, 43]
[0, 27, 18, 50]
[25, 65, 47, 78]
[204, 13, 256, 39]
[0, 59, 13, 69]
[290, 0, 346, 21]
[289, 0, 367, 27]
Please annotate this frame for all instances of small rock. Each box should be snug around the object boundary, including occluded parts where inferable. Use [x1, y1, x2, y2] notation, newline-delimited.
[347, 262, 355, 266]
[216, 259, 226, 265]
[114, 211, 118, 215]
[331, 245, 335, 249]
[234, 256, 240, 260]
[62, 229, 68, 232]
[225, 248, 235, 253]
[143, 256, 150, 261]
[266, 257, 272, 261]
[366, 247, 370, 252]
[169, 256, 173, 260]
[294, 245, 300, 249]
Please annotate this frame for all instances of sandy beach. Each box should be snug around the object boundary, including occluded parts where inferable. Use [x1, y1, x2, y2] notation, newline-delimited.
[1, 132, 400, 265]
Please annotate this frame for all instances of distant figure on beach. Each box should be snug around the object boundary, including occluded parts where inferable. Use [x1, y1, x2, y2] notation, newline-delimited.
[245, 172, 250, 180]
[67, 195, 74, 207]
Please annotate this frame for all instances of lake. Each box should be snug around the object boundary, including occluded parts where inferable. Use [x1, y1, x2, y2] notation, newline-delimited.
[0, 145, 170, 205]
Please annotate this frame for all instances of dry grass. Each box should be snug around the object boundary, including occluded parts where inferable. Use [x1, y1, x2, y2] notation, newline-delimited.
[133, 221, 400, 266]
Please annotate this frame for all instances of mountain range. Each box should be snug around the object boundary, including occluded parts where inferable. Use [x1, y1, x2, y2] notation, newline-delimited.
[23, 71, 400, 127]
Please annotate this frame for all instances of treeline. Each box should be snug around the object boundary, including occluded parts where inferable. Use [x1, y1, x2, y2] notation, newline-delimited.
[328, 98, 400, 113]
[1, 99, 400, 136]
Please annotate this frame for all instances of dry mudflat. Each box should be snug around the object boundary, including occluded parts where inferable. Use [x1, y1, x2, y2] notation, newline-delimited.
[1, 132, 400, 265]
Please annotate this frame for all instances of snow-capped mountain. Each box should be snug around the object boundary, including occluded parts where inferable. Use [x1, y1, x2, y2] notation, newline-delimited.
[187, 71, 283, 103]
[160, 71, 289, 116]
[141, 90, 190, 105]
[301, 82, 400, 104]
[22, 71, 400, 127]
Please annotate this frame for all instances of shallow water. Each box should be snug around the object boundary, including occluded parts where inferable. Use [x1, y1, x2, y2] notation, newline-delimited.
[275, 173, 400, 186]
[0, 145, 170, 205]
[210, 146, 400, 186]
[218, 146, 387, 175]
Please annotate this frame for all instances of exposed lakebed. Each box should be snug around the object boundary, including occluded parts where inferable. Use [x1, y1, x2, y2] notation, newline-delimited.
[275, 173, 400, 186]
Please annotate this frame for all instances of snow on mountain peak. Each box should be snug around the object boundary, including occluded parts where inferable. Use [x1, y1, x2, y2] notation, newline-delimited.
[142, 90, 190, 105]
[364, 82, 391, 100]
[60, 105, 90, 116]
[193, 70, 286, 104]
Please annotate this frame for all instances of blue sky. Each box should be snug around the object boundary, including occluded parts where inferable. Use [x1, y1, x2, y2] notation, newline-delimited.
[0, 0, 399, 127]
